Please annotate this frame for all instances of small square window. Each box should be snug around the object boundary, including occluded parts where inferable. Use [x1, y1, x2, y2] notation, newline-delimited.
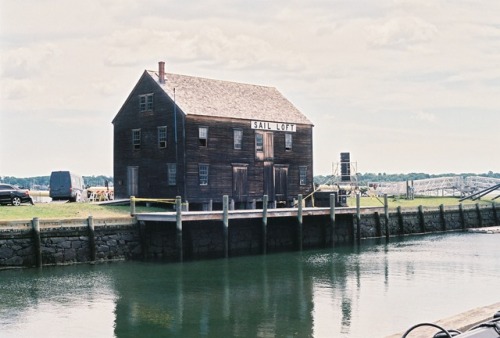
[285, 134, 292, 151]
[234, 129, 242, 150]
[199, 127, 208, 147]
[139, 94, 154, 112]
[199, 164, 209, 185]
[158, 126, 167, 148]
[132, 129, 141, 150]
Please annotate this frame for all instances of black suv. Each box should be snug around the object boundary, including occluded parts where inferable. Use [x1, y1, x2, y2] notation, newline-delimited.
[0, 184, 34, 206]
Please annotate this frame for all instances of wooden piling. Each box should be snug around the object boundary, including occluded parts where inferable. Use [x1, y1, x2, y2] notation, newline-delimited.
[32, 217, 42, 268]
[223, 195, 229, 258]
[439, 204, 447, 232]
[418, 205, 425, 233]
[355, 193, 361, 243]
[138, 221, 148, 259]
[397, 206, 404, 235]
[262, 195, 268, 254]
[475, 203, 483, 227]
[87, 216, 96, 262]
[176, 196, 183, 262]
[492, 202, 498, 225]
[297, 194, 303, 251]
[459, 203, 466, 230]
[375, 212, 382, 237]
[384, 194, 390, 239]
[130, 196, 136, 216]
[330, 193, 336, 247]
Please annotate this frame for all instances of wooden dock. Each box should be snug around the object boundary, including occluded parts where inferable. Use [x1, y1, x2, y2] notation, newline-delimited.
[133, 194, 379, 261]
[135, 205, 384, 222]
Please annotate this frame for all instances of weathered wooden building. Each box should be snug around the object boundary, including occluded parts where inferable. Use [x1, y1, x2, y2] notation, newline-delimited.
[113, 62, 314, 210]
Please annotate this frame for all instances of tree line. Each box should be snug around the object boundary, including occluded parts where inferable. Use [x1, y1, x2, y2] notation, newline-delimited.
[1, 172, 499, 190]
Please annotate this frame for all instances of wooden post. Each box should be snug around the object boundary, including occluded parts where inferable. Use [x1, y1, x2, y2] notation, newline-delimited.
[439, 204, 446, 232]
[355, 193, 361, 243]
[297, 194, 303, 251]
[374, 212, 382, 237]
[492, 202, 498, 226]
[397, 206, 404, 234]
[330, 193, 336, 247]
[130, 196, 136, 216]
[223, 195, 229, 258]
[475, 203, 483, 227]
[459, 203, 466, 230]
[138, 221, 148, 259]
[384, 194, 390, 240]
[32, 217, 42, 268]
[176, 196, 183, 262]
[262, 195, 268, 254]
[87, 216, 96, 262]
[418, 205, 425, 233]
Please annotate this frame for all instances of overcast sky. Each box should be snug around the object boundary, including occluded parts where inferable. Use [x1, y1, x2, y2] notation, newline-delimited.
[1, 0, 499, 178]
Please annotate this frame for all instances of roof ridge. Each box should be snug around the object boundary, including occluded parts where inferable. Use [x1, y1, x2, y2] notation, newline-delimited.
[146, 70, 275, 90]
[144, 69, 313, 126]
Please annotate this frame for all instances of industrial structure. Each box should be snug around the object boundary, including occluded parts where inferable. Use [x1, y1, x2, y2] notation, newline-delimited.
[374, 176, 500, 200]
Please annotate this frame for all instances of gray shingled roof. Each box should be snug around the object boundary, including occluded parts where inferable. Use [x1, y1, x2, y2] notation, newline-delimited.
[146, 70, 313, 125]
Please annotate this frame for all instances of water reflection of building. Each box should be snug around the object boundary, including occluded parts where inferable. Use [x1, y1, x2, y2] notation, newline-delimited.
[111, 244, 392, 337]
[113, 257, 316, 337]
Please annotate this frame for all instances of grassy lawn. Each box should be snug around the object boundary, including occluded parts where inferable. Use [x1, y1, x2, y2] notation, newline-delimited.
[0, 202, 168, 221]
[0, 197, 497, 221]
[347, 195, 498, 208]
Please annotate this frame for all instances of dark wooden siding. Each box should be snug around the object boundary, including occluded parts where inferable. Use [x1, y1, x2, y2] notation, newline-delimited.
[113, 74, 313, 205]
[183, 115, 313, 205]
[113, 74, 185, 199]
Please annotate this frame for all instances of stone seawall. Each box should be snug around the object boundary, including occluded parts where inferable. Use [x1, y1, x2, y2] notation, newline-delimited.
[357, 203, 498, 238]
[1, 203, 497, 268]
[0, 217, 141, 268]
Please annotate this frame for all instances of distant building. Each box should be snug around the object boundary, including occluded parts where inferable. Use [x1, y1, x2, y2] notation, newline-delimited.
[112, 62, 314, 210]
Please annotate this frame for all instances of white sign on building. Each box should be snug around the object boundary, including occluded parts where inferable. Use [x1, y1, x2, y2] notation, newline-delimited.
[251, 120, 296, 132]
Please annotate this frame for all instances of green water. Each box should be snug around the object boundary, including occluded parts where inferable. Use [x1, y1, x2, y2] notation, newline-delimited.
[1, 232, 499, 338]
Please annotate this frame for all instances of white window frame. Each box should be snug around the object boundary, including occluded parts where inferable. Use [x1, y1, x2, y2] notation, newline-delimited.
[299, 166, 307, 186]
[199, 127, 208, 147]
[255, 132, 263, 152]
[285, 133, 292, 151]
[167, 163, 176, 186]
[132, 129, 141, 150]
[199, 164, 209, 185]
[234, 128, 243, 150]
[139, 93, 154, 112]
[158, 126, 167, 148]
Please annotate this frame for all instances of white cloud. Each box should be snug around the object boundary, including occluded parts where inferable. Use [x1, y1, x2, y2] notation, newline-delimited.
[0, 44, 59, 79]
[1, 1, 500, 176]
[412, 111, 437, 123]
[367, 17, 438, 48]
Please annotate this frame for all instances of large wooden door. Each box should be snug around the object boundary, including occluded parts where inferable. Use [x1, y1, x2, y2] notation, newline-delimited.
[263, 161, 274, 200]
[232, 164, 248, 202]
[274, 165, 288, 201]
